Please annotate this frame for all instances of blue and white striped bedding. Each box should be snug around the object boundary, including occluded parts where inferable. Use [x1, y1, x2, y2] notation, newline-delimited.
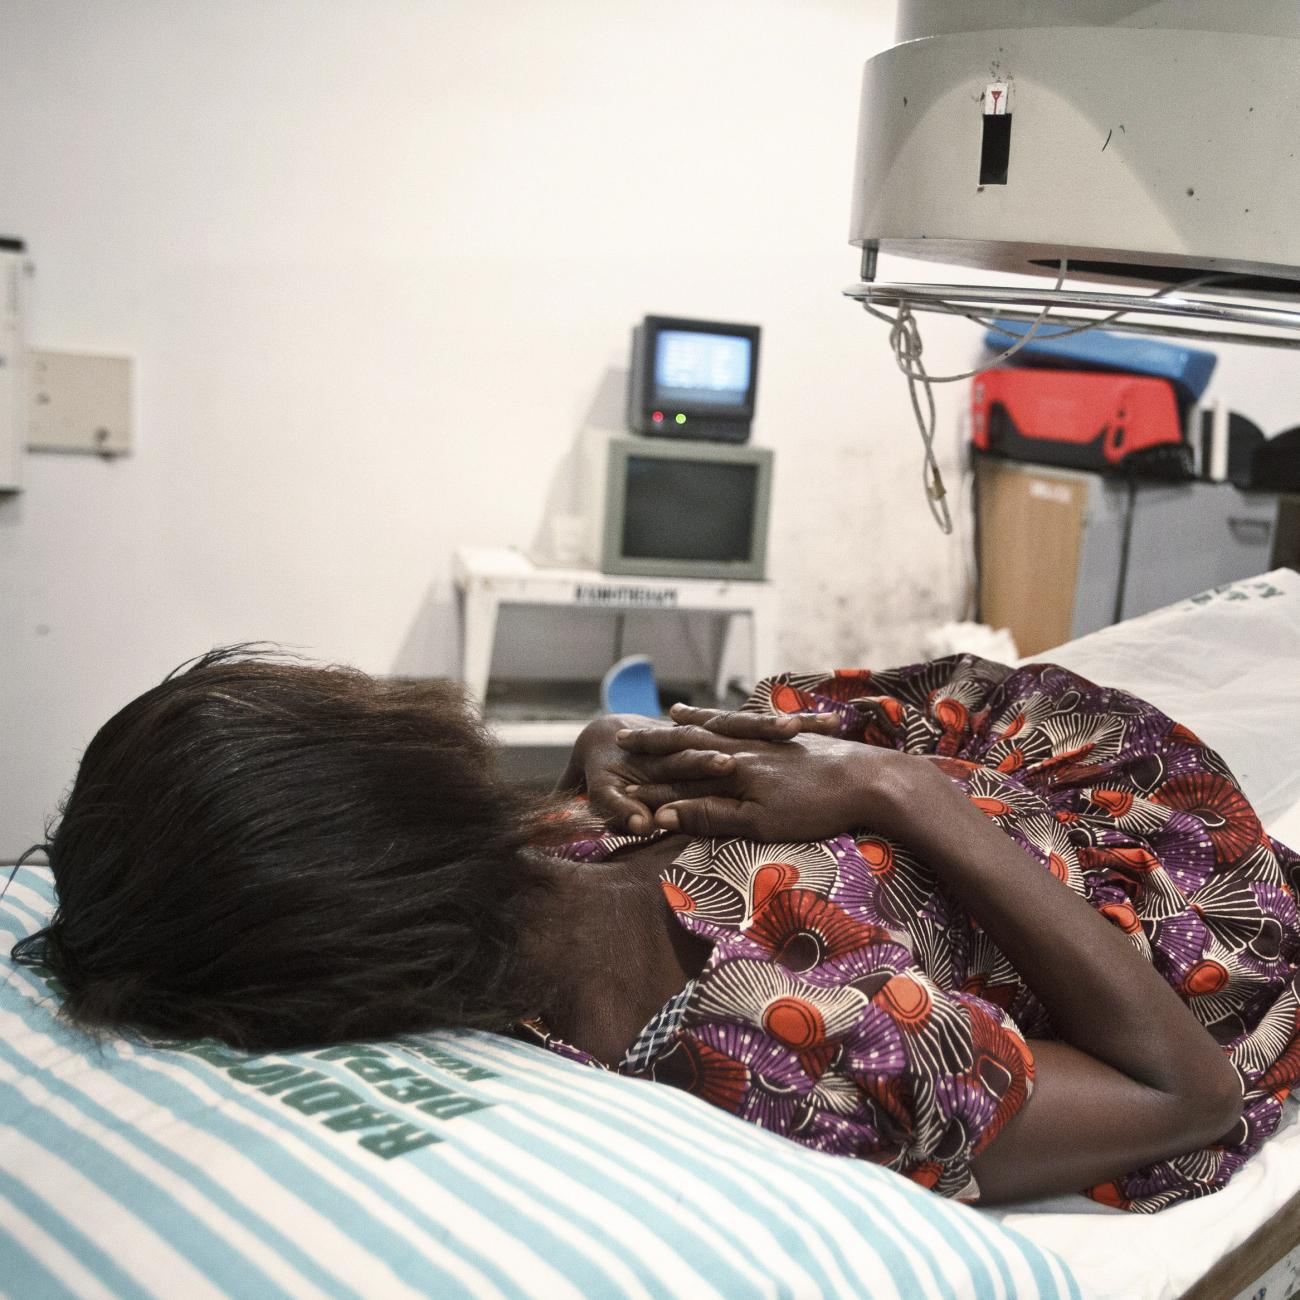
[1, 866, 1079, 1299]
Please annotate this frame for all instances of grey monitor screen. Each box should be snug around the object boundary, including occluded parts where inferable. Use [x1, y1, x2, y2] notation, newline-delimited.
[622, 457, 757, 562]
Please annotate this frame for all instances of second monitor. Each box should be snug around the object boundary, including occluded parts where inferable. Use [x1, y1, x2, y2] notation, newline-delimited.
[581, 432, 772, 581]
[627, 315, 761, 444]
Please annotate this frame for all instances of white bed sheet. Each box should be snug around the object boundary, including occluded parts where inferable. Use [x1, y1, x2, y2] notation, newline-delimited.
[984, 568, 1300, 1299]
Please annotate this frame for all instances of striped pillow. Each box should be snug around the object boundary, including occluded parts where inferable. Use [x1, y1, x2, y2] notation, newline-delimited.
[2, 866, 1079, 1299]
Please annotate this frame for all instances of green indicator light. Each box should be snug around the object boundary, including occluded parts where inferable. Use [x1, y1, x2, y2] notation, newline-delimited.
[675, 413, 687, 425]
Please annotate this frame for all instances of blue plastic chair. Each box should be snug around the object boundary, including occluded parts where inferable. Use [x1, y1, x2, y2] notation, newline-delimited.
[600, 654, 662, 717]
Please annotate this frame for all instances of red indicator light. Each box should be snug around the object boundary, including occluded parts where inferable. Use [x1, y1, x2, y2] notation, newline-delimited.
[651, 411, 664, 423]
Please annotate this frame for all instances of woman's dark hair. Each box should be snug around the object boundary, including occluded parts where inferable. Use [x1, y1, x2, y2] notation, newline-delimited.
[12, 648, 555, 1051]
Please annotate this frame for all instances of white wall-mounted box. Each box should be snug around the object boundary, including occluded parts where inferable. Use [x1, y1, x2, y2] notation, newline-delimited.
[0, 241, 24, 492]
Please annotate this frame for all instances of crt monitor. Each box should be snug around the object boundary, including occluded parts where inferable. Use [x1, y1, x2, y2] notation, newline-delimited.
[580, 432, 772, 581]
[627, 315, 761, 444]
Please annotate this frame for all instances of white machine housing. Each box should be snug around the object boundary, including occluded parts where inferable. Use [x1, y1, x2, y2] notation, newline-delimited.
[851, 1, 1300, 293]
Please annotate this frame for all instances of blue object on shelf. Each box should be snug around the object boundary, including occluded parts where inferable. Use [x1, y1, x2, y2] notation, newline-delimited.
[600, 655, 662, 717]
[984, 318, 1217, 404]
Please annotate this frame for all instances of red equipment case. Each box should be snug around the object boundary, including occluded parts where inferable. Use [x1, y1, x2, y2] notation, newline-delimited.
[971, 368, 1186, 473]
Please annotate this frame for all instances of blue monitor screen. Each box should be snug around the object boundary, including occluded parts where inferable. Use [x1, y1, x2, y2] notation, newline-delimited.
[653, 330, 752, 408]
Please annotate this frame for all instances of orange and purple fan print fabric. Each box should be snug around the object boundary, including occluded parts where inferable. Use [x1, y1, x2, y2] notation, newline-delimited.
[531, 655, 1300, 1213]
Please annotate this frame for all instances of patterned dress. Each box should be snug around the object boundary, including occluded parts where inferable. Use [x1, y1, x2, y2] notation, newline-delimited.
[519, 656, 1300, 1212]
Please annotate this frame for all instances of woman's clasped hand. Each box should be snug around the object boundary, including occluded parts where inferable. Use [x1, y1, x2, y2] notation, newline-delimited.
[608, 702, 932, 843]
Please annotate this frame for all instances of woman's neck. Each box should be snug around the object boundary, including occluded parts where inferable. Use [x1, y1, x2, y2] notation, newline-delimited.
[517, 835, 710, 1065]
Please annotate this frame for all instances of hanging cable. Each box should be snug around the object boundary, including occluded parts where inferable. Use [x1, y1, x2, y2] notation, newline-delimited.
[862, 260, 1221, 530]
[862, 260, 1068, 533]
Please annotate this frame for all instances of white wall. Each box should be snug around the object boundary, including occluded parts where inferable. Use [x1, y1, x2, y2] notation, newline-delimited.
[3, 0, 1299, 854]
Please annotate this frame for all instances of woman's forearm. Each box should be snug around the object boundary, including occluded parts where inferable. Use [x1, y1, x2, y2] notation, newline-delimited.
[871, 757, 1241, 1130]
[613, 709, 1248, 1194]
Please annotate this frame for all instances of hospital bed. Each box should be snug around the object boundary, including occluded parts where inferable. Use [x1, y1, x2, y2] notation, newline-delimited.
[3, 567, 1298, 1300]
[989, 567, 1300, 1300]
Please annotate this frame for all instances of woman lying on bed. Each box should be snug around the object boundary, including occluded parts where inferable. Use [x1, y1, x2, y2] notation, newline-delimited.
[11, 650, 1299, 1212]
